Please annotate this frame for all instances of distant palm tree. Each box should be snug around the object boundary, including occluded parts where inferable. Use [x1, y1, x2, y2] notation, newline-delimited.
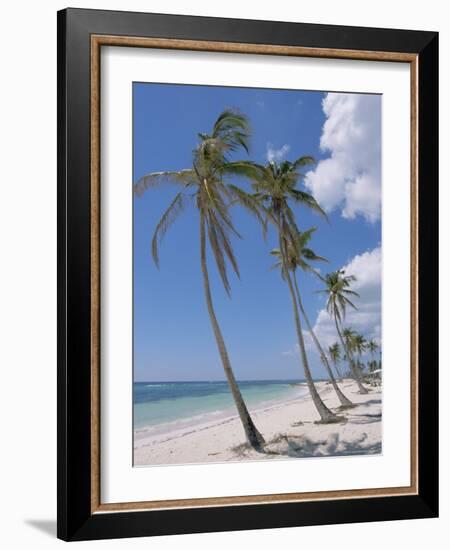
[318, 271, 369, 394]
[342, 328, 357, 349]
[328, 343, 343, 380]
[367, 339, 381, 376]
[225, 158, 341, 423]
[367, 339, 379, 359]
[353, 332, 367, 376]
[271, 229, 353, 408]
[344, 330, 368, 377]
[368, 359, 378, 373]
[342, 328, 362, 376]
[134, 109, 265, 450]
[353, 333, 367, 353]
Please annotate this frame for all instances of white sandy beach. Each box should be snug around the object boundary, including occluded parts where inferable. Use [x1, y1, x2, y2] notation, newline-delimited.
[134, 379, 382, 466]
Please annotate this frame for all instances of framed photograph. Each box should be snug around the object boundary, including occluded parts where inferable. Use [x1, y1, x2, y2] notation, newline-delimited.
[57, 8, 438, 541]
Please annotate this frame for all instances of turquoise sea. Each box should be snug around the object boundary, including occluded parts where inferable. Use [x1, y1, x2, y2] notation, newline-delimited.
[134, 380, 309, 438]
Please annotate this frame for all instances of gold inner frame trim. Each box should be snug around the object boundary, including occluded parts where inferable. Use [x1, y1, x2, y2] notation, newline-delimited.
[90, 34, 419, 514]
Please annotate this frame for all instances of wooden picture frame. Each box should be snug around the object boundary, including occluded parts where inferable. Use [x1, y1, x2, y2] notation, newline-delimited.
[57, 7, 438, 541]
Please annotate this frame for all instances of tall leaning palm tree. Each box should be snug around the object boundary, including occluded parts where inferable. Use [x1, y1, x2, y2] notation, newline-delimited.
[225, 158, 341, 423]
[271, 228, 353, 408]
[134, 109, 265, 450]
[318, 271, 369, 394]
[328, 343, 343, 380]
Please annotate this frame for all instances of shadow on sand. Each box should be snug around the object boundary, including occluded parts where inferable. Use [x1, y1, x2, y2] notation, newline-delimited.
[262, 432, 382, 458]
[231, 402, 382, 460]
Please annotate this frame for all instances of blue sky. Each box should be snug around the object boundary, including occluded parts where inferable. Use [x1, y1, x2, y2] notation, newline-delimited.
[133, 83, 382, 382]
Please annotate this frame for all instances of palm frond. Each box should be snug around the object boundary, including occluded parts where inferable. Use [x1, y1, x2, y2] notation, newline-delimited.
[341, 272, 357, 283]
[343, 296, 358, 311]
[206, 216, 231, 295]
[208, 209, 240, 279]
[208, 187, 242, 239]
[134, 169, 195, 197]
[213, 109, 248, 134]
[212, 109, 251, 153]
[227, 184, 267, 237]
[292, 155, 316, 170]
[301, 263, 323, 279]
[151, 192, 187, 266]
[289, 189, 328, 220]
[298, 226, 317, 243]
[269, 249, 288, 279]
[269, 260, 283, 272]
[270, 248, 281, 257]
[315, 289, 329, 295]
[302, 248, 329, 263]
[342, 289, 360, 297]
[283, 205, 301, 239]
[222, 161, 266, 181]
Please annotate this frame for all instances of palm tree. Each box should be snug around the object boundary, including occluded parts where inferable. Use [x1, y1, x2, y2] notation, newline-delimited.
[318, 271, 369, 394]
[271, 229, 353, 408]
[353, 332, 367, 376]
[343, 328, 362, 377]
[368, 359, 378, 373]
[342, 328, 357, 349]
[134, 109, 265, 450]
[344, 330, 368, 378]
[367, 339, 379, 359]
[225, 158, 341, 423]
[367, 339, 381, 377]
[328, 343, 343, 380]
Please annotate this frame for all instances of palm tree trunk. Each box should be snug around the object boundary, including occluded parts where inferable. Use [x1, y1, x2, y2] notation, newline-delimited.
[293, 275, 353, 408]
[200, 213, 265, 450]
[333, 361, 343, 381]
[279, 240, 340, 423]
[334, 318, 369, 394]
[330, 356, 343, 380]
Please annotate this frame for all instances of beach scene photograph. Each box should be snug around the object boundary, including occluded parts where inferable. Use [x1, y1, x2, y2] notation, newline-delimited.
[133, 83, 382, 467]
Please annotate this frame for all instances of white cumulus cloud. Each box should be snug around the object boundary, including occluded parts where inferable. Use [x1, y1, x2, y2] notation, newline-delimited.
[304, 93, 381, 223]
[267, 143, 291, 163]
